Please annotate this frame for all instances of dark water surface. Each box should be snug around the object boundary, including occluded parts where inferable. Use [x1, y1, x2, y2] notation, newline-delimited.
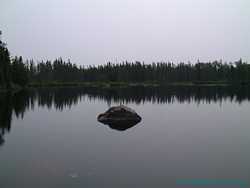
[0, 86, 250, 188]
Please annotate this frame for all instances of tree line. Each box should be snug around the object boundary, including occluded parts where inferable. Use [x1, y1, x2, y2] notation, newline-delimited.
[29, 58, 250, 84]
[1, 32, 250, 88]
[13, 58, 250, 85]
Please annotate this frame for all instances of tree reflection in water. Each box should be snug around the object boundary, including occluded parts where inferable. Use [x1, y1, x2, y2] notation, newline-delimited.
[0, 86, 250, 145]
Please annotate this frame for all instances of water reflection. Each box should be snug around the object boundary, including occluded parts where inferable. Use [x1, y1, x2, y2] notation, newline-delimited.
[100, 120, 141, 131]
[0, 86, 250, 144]
[0, 93, 12, 147]
[0, 135, 4, 146]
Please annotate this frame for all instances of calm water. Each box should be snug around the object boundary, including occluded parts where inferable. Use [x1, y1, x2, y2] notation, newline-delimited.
[0, 86, 250, 188]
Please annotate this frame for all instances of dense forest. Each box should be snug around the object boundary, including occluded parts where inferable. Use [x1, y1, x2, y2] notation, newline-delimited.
[0, 33, 28, 89]
[26, 58, 250, 85]
[1, 32, 250, 89]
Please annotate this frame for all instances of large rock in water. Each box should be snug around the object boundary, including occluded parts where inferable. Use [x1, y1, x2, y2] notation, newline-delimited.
[97, 105, 142, 131]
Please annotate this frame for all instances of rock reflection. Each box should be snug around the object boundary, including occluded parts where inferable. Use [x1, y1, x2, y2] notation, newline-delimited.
[101, 120, 141, 131]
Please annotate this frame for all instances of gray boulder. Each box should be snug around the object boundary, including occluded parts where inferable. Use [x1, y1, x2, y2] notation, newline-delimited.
[97, 105, 141, 131]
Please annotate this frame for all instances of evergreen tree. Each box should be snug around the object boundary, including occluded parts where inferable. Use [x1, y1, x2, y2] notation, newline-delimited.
[0, 31, 11, 88]
[11, 56, 29, 86]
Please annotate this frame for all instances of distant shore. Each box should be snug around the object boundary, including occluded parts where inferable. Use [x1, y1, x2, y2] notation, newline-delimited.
[1, 81, 250, 93]
[27, 81, 250, 88]
[0, 84, 23, 93]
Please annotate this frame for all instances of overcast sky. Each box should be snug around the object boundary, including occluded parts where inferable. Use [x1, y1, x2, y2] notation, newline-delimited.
[0, 0, 249, 65]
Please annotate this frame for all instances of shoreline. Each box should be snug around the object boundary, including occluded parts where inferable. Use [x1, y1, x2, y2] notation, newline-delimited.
[1, 81, 250, 93]
[27, 81, 250, 88]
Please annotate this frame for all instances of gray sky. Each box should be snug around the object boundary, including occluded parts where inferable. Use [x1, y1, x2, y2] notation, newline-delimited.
[1, 0, 249, 65]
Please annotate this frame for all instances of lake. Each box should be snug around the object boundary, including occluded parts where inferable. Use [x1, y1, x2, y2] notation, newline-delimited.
[0, 86, 250, 188]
